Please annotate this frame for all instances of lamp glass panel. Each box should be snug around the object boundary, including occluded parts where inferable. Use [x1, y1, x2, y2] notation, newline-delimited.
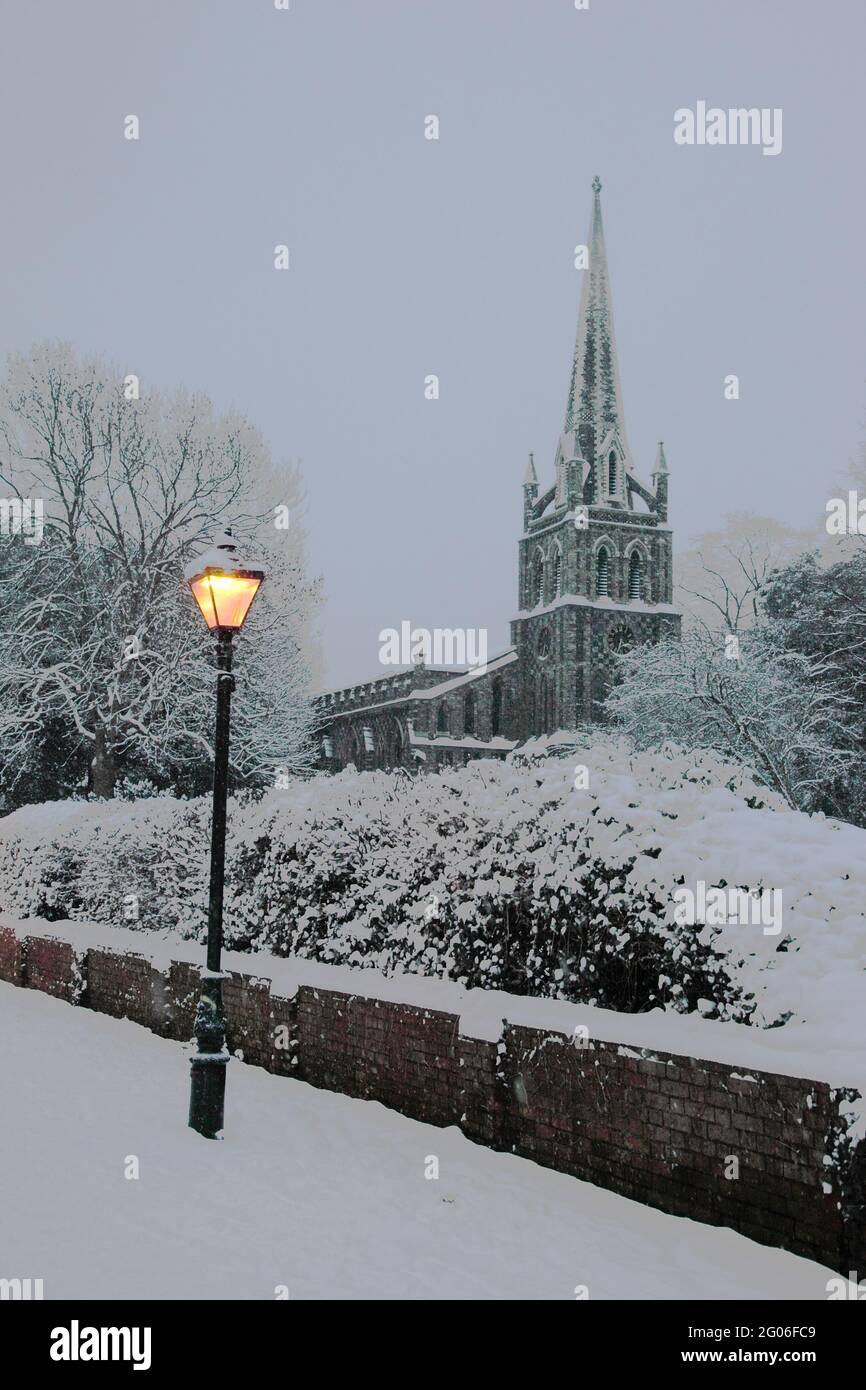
[190, 571, 262, 630]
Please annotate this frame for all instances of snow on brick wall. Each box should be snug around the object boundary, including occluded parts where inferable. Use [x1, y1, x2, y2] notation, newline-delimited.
[5, 926, 865, 1277]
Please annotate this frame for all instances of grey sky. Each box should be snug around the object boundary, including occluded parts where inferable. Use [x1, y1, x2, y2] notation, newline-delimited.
[1, 0, 864, 687]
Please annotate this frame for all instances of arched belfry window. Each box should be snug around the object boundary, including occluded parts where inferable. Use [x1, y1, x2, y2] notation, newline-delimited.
[596, 546, 610, 597]
[552, 547, 563, 599]
[532, 550, 545, 607]
[608, 451, 618, 495]
[628, 550, 644, 600]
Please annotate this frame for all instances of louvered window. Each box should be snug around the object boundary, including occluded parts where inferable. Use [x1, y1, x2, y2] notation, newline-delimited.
[596, 547, 610, 597]
[552, 548, 563, 598]
[628, 550, 643, 600]
[533, 551, 545, 606]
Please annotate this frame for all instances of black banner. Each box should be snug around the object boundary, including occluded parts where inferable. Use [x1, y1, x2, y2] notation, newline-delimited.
[4, 1298, 860, 1374]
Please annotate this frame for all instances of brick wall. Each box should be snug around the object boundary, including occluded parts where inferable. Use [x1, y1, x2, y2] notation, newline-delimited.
[296, 987, 461, 1128]
[4, 928, 864, 1276]
[23, 933, 83, 1003]
[0, 924, 23, 984]
[86, 948, 165, 1030]
[499, 1025, 846, 1271]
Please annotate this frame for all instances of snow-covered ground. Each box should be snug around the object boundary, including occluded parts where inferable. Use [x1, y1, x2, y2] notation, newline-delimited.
[0, 983, 839, 1300]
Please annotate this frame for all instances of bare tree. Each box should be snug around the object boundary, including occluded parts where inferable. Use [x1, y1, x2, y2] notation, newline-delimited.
[0, 343, 320, 800]
[676, 513, 816, 634]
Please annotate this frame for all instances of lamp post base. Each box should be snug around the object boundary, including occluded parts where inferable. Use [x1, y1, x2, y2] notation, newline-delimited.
[188, 973, 229, 1139]
[188, 1053, 229, 1139]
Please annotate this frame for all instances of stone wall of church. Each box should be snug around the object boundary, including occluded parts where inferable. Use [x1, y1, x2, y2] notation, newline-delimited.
[519, 507, 672, 611]
[512, 606, 580, 736]
[420, 668, 521, 746]
[513, 603, 680, 732]
[316, 664, 523, 773]
[585, 607, 681, 722]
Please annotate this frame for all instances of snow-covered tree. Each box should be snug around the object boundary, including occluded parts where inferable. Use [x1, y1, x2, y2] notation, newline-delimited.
[763, 548, 866, 702]
[607, 627, 858, 814]
[0, 343, 320, 803]
[760, 547, 866, 823]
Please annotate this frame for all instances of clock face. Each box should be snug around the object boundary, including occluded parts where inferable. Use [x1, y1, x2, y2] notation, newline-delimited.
[536, 627, 552, 659]
[607, 623, 635, 655]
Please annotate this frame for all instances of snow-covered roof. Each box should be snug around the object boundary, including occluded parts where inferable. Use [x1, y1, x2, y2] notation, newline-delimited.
[315, 651, 519, 717]
[315, 666, 434, 700]
[411, 650, 518, 700]
[408, 733, 517, 752]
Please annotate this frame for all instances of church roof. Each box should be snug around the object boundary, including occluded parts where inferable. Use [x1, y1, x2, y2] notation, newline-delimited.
[563, 177, 632, 481]
[314, 649, 519, 718]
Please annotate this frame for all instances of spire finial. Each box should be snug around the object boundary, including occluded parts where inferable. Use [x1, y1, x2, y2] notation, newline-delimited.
[653, 440, 668, 476]
[592, 175, 602, 194]
[524, 451, 538, 486]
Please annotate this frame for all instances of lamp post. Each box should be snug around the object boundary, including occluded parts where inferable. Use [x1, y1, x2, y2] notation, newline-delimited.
[185, 530, 265, 1138]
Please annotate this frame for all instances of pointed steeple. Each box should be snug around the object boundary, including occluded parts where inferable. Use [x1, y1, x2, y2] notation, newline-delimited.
[652, 440, 669, 521]
[563, 177, 631, 501]
[523, 451, 539, 528]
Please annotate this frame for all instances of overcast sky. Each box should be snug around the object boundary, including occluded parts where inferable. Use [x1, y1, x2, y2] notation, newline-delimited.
[1, 0, 864, 687]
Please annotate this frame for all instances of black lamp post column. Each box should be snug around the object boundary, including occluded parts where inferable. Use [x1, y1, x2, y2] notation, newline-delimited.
[189, 629, 235, 1138]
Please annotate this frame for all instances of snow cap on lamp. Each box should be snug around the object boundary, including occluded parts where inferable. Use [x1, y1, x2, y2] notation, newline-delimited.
[185, 528, 265, 632]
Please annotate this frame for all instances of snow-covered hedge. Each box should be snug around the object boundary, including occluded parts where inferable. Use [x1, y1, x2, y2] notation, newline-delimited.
[1, 736, 863, 1028]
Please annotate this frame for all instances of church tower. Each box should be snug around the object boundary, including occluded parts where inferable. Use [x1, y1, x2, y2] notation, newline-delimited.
[511, 177, 680, 734]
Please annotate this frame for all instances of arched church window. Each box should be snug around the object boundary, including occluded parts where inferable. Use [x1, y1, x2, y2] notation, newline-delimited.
[532, 550, 545, 607]
[491, 677, 503, 737]
[552, 547, 563, 599]
[596, 546, 610, 597]
[608, 452, 618, 494]
[541, 676, 556, 734]
[383, 717, 402, 768]
[463, 689, 476, 736]
[628, 550, 644, 600]
[436, 702, 448, 734]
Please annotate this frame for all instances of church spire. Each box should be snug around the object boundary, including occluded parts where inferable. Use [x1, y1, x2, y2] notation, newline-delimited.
[563, 177, 631, 499]
[652, 439, 669, 521]
[523, 450, 539, 528]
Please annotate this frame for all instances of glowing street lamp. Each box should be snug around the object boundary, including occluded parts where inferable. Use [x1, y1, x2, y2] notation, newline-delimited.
[184, 530, 264, 1138]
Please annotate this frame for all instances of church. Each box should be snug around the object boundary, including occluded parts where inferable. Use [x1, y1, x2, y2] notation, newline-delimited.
[314, 178, 680, 772]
